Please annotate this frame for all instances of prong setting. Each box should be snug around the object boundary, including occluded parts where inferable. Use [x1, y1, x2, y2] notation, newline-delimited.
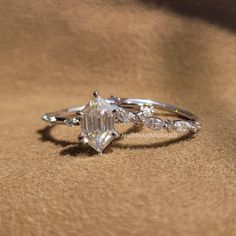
[76, 111, 84, 117]
[78, 134, 88, 144]
[93, 91, 99, 98]
[112, 108, 119, 114]
[112, 131, 121, 139]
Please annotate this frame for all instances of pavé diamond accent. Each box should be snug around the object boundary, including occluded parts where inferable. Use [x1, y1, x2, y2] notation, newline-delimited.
[81, 93, 117, 153]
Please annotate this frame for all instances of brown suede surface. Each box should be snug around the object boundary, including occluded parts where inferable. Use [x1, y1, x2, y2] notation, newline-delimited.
[0, 1, 236, 235]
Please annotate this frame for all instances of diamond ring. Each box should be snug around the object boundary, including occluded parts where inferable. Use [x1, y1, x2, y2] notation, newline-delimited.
[42, 91, 201, 154]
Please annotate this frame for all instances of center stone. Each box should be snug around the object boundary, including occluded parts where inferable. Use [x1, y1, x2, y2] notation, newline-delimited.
[81, 95, 115, 153]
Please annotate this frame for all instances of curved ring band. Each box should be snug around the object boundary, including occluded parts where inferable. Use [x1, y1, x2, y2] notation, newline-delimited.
[42, 91, 201, 153]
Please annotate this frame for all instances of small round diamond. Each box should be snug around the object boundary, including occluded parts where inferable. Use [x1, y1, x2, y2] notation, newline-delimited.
[140, 105, 154, 117]
[64, 117, 80, 127]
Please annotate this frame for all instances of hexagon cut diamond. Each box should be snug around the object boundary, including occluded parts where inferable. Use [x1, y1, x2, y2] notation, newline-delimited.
[81, 94, 116, 153]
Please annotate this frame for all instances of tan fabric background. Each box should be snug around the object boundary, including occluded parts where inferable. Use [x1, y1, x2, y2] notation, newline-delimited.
[0, 1, 236, 235]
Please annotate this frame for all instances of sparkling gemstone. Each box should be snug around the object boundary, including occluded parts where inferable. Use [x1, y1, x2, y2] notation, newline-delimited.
[116, 108, 135, 123]
[144, 117, 165, 130]
[173, 120, 192, 132]
[81, 95, 116, 153]
[140, 105, 154, 117]
[64, 117, 80, 127]
[190, 121, 201, 132]
[42, 114, 56, 123]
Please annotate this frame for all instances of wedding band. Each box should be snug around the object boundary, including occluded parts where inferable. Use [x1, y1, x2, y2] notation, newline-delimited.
[42, 91, 201, 154]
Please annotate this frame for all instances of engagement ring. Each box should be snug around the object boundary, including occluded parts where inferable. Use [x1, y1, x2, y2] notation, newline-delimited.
[42, 91, 201, 154]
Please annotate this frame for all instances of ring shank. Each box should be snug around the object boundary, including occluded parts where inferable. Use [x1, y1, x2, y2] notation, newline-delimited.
[117, 98, 199, 121]
[42, 98, 200, 125]
[42, 106, 84, 125]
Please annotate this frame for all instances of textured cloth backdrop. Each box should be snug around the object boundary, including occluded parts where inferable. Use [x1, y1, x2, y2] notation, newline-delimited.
[0, 1, 236, 236]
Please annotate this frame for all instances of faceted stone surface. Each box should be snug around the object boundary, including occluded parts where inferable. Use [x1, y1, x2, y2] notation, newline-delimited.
[144, 117, 165, 130]
[116, 108, 135, 123]
[173, 120, 192, 132]
[140, 105, 154, 117]
[81, 96, 115, 153]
